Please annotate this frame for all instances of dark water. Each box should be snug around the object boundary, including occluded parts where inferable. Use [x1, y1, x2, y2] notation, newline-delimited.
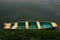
[0, 0, 60, 30]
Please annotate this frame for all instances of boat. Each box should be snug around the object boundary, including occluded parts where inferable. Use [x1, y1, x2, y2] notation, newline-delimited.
[4, 21, 58, 29]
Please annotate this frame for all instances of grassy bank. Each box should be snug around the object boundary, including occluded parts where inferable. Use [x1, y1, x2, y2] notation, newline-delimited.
[0, 30, 60, 40]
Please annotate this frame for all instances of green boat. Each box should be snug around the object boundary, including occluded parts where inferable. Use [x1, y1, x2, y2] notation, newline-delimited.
[4, 21, 58, 29]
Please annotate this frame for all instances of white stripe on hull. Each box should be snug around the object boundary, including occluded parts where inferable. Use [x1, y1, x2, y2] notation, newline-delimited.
[13, 22, 18, 29]
[25, 21, 29, 29]
[36, 21, 41, 29]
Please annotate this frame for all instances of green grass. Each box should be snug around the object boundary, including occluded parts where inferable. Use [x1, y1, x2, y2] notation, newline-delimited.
[0, 30, 60, 40]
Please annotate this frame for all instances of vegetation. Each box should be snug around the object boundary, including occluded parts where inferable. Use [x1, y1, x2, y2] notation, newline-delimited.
[0, 29, 60, 40]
